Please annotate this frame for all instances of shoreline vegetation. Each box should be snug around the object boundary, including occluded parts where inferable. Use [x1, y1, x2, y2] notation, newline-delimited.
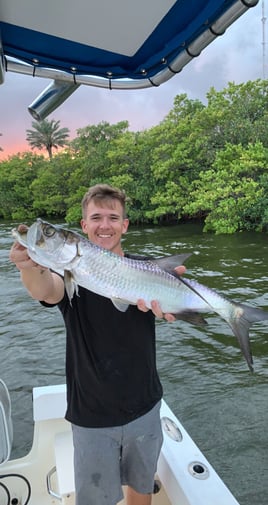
[0, 80, 268, 234]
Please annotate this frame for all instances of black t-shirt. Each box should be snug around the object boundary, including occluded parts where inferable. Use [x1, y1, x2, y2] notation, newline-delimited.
[58, 288, 162, 427]
[44, 255, 163, 428]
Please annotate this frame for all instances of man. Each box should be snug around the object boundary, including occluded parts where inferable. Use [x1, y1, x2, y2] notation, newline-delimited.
[10, 184, 185, 505]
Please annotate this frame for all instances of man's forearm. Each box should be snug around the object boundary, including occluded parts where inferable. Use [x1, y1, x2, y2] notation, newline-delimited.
[20, 267, 60, 302]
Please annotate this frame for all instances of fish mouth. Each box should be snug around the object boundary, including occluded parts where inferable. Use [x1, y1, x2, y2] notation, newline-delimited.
[25, 221, 44, 251]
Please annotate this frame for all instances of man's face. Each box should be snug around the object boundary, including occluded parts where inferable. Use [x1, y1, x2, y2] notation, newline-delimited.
[80, 199, 129, 255]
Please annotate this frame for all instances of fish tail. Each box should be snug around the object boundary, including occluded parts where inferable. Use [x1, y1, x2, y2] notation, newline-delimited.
[229, 304, 268, 372]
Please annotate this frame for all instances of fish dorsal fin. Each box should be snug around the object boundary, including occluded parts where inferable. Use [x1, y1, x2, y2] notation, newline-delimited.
[111, 298, 130, 312]
[152, 253, 191, 274]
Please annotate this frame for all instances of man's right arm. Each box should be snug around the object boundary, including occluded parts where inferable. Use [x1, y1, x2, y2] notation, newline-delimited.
[9, 241, 64, 304]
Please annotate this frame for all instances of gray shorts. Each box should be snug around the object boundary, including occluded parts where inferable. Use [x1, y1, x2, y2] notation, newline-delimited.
[72, 401, 163, 505]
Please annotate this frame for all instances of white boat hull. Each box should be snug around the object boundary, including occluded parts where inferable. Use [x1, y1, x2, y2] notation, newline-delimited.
[0, 384, 240, 505]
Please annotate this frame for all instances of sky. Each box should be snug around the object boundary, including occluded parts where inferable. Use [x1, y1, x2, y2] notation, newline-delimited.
[0, 2, 265, 160]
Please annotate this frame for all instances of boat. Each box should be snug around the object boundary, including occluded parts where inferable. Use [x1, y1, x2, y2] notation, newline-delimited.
[0, 380, 240, 505]
[0, 1, 260, 504]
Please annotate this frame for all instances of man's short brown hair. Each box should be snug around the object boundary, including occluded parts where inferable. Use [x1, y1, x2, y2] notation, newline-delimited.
[81, 184, 127, 219]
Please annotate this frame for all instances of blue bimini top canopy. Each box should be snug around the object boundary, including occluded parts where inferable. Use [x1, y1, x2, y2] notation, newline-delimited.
[0, 0, 259, 119]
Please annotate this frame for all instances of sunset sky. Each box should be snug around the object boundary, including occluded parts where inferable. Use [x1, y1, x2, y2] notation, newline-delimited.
[0, 2, 264, 160]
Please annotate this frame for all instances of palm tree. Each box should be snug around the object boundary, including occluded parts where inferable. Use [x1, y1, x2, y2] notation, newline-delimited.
[26, 119, 70, 159]
[0, 132, 3, 152]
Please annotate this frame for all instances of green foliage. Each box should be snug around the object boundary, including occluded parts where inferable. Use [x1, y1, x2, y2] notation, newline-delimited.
[31, 152, 77, 217]
[241, 173, 268, 231]
[1, 80, 268, 233]
[185, 142, 268, 233]
[0, 152, 44, 219]
[107, 129, 159, 223]
[66, 121, 129, 195]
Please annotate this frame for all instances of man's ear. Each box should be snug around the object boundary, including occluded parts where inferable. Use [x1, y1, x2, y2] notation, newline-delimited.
[80, 219, 87, 233]
[122, 218, 129, 235]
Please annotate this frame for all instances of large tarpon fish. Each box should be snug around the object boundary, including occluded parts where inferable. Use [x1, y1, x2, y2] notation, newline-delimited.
[12, 219, 268, 372]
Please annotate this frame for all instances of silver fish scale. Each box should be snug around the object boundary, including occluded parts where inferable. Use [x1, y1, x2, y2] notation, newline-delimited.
[76, 247, 186, 310]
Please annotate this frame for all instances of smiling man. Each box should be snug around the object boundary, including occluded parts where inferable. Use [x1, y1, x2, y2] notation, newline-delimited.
[10, 183, 185, 505]
[80, 186, 129, 255]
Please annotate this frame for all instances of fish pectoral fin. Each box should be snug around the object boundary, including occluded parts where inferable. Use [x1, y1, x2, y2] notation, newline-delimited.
[174, 310, 208, 326]
[111, 298, 130, 312]
[153, 253, 191, 275]
[64, 270, 79, 304]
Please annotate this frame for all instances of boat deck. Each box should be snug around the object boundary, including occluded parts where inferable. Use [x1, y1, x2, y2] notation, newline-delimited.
[0, 384, 240, 505]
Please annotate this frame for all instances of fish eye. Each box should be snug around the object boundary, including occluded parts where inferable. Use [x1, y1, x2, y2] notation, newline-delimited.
[43, 225, 56, 238]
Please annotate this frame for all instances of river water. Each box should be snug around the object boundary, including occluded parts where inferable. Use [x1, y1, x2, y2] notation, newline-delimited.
[0, 221, 267, 505]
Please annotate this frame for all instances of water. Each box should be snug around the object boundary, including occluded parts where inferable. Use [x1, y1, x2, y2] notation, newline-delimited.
[1, 221, 267, 504]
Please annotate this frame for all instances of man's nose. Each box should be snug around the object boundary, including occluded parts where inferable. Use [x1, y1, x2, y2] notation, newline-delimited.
[99, 217, 110, 227]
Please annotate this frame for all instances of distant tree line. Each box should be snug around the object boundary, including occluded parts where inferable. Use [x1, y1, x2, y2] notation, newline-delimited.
[0, 79, 268, 234]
